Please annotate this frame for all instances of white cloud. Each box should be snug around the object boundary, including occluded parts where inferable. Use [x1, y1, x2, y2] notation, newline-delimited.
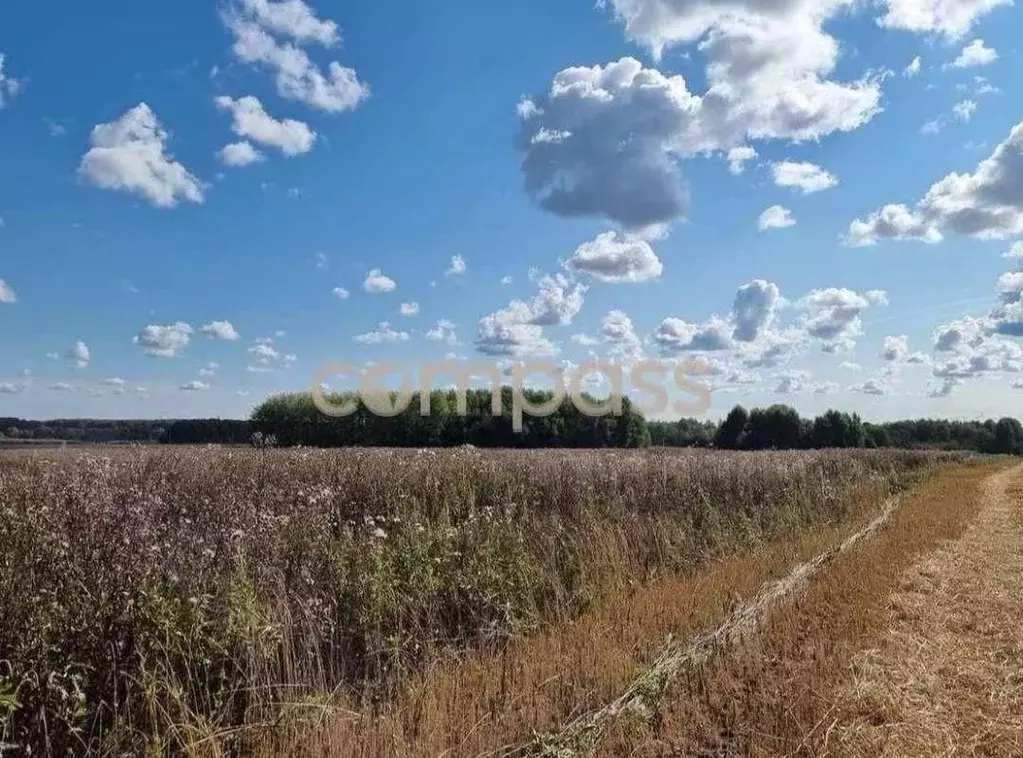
[949, 39, 998, 68]
[0, 54, 21, 107]
[850, 377, 892, 396]
[848, 120, 1023, 244]
[48, 382, 74, 393]
[134, 322, 194, 357]
[223, 7, 368, 113]
[771, 161, 838, 194]
[921, 118, 944, 135]
[473, 275, 583, 357]
[727, 146, 757, 175]
[0, 383, 25, 395]
[237, 0, 340, 45]
[247, 339, 297, 371]
[882, 334, 910, 361]
[79, 104, 204, 208]
[400, 302, 420, 317]
[929, 377, 962, 397]
[571, 333, 600, 347]
[904, 56, 922, 77]
[528, 274, 586, 325]
[69, 341, 90, 369]
[758, 205, 795, 231]
[200, 320, 240, 341]
[332, 286, 350, 299]
[654, 316, 734, 354]
[564, 231, 664, 283]
[0, 279, 16, 304]
[363, 269, 396, 293]
[445, 255, 467, 277]
[315, 251, 329, 270]
[774, 369, 813, 395]
[845, 203, 942, 246]
[215, 95, 316, 156]
[519, 44, 878, 229]
[1003, 242, 1023, 260]
[501, 276, 513, 285]
[840, 361, 862, 371]
[601, 309, 645, 362]
[800, 288, 882, 352]
[426, 319, 458, 345]
[354, 322, 410, 344]
[878, 0, 1010, 37]
[217, 141, 265, 167]
[180, 380, 210, 392]
[732, 279, 781, 343]
[952, 99, 977, 122]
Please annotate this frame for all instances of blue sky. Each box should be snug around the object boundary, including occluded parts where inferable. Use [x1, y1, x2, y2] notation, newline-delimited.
[2, 0, 1023, 421]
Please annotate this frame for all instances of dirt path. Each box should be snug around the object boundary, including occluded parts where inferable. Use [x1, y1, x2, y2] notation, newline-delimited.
[826, 463, 1023, 757]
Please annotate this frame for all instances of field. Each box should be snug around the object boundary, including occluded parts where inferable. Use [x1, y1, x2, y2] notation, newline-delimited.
[0, 446, 1000, 756]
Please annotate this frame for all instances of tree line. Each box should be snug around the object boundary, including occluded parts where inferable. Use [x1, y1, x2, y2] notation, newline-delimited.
[2, 395, 1023, 454]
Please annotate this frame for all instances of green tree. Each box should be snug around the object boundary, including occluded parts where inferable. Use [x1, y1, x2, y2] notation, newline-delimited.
[714, 405, 749, 449]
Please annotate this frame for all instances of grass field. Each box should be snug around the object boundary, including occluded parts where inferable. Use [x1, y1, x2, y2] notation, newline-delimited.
[0, 446, 980, 755]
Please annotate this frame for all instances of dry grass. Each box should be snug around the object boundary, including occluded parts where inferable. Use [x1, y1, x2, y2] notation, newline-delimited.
[0, 446, 973, 755]
[595, 460, 1012, 758]
[824, 464, 1023, 757]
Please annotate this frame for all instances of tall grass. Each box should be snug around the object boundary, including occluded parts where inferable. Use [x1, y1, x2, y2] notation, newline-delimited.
[0, 446, 966, 754]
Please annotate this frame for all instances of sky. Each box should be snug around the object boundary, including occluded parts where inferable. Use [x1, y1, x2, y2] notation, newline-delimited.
[2, 0, 1023, 422]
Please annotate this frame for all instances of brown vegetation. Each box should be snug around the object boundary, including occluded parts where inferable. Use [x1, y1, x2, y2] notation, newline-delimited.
[596, 460, 1011, 757]
[0, 446, 979, 755]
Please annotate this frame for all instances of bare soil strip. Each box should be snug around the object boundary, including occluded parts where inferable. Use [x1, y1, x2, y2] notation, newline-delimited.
[824, 463, 1023, 757]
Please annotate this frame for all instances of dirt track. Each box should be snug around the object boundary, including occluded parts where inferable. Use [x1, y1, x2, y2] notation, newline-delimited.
[825, 463, 1023, 757]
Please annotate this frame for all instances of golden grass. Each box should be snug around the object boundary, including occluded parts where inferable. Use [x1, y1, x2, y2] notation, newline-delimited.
[255, 477, 903, 757]
[595, 460, 1014, 757]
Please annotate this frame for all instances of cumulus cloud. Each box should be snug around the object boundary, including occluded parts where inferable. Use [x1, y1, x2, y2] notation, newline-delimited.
[332, 286, 350, 299]
[247, 339, 297, 371]
[882, 334, 910, 361]
[654, 316, 734, 354]
[426, 319, 458, 345]
[847, 120, 1023, 244]
[354, 322, 410, 344]
[363, 269, 396, 293]
[564, 231, 664, 283]
[68, 341, 90, 369]
[727, 146, 757, 174]
[200, 320, 240, 341]
[217, 141, 264, 167]
[222, 1, 368, 113]
[215, 95, 316, 156]
[474, 275, 585, 357]
[774, 369, 813, 395]
[0, 383, 25, 395]
[399, 302, 420, 317]
[79, 104, 204, 208]
[800, 288, 883, 352]
[771, 161, 838, 194]
[949, 38, 998, 68]
[878, 0, 1010, 37]
[180, 380, 210, 392]
[845, 203, 942, 246]
[237, 0, 339, 45]
[1003, 242, 1023, 260]
[850, 377, 892, 395]
[519, 29, 879, 229]
[758, 205, 795, 230]
[0, 54, 21, 107]
[134, 322, 194, 357]
[0, 279, 17, 304]
[445, 255, 467, 277]
[731, 279, 781, 343]
[601, 309, 645, 362]
[903, 56, 922, 77]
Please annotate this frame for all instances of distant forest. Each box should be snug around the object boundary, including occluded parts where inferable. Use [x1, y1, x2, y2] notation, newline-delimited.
[3, 388, 1023, 455]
